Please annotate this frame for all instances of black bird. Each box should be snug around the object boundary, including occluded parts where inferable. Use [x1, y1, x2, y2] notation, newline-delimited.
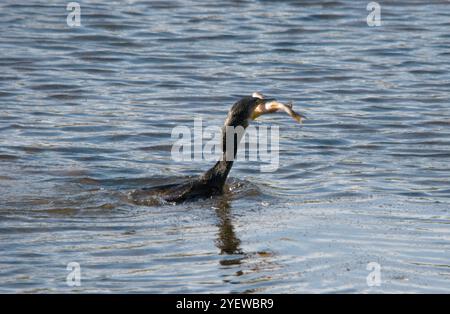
[135, 92, 304, 204]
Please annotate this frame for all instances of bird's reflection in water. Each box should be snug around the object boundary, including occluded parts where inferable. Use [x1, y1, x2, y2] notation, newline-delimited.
[212, 196, 281, 290]
[212, 197, 245, 266]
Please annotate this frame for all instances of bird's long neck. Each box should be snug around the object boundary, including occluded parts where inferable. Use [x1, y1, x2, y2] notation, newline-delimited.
[200, 122, 247, 190]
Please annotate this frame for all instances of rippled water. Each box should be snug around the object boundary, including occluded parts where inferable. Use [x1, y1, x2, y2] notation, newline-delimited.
[1, 0, 450, 293]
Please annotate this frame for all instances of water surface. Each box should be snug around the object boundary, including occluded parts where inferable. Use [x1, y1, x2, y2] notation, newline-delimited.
[0, 0, 449, 293]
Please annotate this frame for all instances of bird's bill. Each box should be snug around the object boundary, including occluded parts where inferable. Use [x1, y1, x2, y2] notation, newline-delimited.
[251, 99, 305, 123]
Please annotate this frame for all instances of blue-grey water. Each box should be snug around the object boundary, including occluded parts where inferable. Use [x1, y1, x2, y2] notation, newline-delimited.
[1, 0, 449, 293]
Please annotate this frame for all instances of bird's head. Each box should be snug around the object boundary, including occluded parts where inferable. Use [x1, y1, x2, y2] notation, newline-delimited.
[224, 92, 305, 128]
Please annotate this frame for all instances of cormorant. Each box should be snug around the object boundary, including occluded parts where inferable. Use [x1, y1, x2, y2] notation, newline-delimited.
[136, 92, 304, 204]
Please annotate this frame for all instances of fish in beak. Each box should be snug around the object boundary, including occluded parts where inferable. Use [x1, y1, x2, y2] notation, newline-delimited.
[251, 92, 306, 123]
